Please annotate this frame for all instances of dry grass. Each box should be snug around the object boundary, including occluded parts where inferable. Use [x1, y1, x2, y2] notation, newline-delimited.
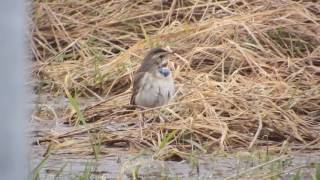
[32, 0, 320, 159]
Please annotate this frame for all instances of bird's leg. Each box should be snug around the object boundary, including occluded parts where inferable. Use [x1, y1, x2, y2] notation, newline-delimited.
[158, 108, 166, 123]
[158, 111, 165, 123]
[141, 111, 146, 125]
[144, 111, 154, 124]
[152, 107, 167, 123]
[138, 111, 145, 140]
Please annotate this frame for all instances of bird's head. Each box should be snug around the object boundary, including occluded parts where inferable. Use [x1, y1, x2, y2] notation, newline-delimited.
[139, 47, 174, 78]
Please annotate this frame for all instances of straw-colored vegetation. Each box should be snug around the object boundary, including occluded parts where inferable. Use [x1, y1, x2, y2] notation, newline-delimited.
[32, 0, 320, 161]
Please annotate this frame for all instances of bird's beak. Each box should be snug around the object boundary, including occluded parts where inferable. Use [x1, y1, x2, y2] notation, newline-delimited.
[163, 46, 175, 54]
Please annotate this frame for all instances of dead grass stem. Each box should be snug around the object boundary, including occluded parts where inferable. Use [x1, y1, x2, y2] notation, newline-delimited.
[32, 0, 320, 159]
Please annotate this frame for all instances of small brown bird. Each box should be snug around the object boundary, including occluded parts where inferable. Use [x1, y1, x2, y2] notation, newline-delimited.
[130, 48, 175, 108]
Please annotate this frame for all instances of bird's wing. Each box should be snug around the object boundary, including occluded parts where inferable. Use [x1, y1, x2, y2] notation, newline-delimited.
[130, 71, 147, 105]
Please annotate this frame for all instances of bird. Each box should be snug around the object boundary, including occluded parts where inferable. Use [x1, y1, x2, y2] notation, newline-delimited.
[130, 47, 175, 108]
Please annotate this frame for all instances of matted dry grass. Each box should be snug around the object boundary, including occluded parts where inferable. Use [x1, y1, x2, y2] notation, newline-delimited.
[32, 0, 320, 159]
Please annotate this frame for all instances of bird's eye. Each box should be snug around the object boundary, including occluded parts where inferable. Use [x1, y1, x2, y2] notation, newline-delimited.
[162, 62, 168, 67]
[159, 55, 164, 59]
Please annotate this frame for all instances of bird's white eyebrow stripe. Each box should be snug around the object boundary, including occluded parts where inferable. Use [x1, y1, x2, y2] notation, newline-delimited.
[154, 51, 169, 58]
[131, 47, 175, 108]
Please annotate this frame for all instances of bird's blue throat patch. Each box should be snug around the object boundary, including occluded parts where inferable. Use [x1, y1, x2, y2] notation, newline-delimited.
[159, 67, 170, 77]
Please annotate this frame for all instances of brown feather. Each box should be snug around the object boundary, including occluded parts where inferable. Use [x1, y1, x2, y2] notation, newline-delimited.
[130, 47, 171, 106]
[130, 72, 146, 105]
[138, 48, 168, 72]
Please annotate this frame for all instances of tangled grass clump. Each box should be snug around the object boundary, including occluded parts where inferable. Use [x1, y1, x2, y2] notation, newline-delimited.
[32, 0, 320, 159]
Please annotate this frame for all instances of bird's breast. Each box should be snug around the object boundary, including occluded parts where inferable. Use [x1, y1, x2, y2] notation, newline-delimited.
[135, 74, 174, 108]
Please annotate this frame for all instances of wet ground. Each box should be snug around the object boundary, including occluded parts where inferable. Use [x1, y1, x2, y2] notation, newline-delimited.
[31, 95, 320, 179]
[31, 146, 320, 179]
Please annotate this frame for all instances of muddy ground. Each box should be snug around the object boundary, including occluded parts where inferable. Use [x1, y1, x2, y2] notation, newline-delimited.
[30, 95, 320, 179]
